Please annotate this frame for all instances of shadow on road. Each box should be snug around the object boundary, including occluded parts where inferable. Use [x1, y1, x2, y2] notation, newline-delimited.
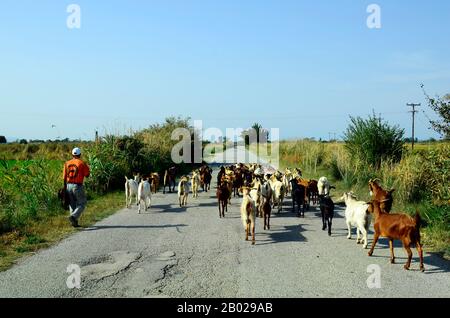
[422, 253, 450, 274]
[313, 210, 344, 219]
[198, 202, 220, 208]
[257, 224, 308, 245]
[151, 204, 187, 213]
[84, 224, 188, 231]
[366, 238, 450, 273]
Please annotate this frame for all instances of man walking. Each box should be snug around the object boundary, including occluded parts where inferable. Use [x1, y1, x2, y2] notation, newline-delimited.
[63, 147, 90, 227]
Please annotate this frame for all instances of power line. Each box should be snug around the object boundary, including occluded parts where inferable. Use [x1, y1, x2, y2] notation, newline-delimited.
[407, 103, 421, 150]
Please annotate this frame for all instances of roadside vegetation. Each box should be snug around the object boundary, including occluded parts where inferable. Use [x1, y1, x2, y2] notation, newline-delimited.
[280, 118, 450, 258]
[0, 117, 195, 270]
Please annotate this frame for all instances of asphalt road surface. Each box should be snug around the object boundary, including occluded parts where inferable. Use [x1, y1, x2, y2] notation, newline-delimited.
[0, 158, 449, 298]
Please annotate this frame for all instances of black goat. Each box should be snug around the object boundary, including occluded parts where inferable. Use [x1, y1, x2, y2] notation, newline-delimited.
[290, 179, 306, 217]
[319, 194, 334, 236]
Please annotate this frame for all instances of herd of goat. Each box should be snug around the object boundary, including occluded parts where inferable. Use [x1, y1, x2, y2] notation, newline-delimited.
[124, 163, 424, 272]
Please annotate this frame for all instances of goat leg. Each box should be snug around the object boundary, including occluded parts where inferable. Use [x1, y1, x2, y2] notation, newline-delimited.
[356, 228, 361, 244]
[368, 233, 380, 257]
[346, 222, 352, 240]
[389, 239, 395, 264]
[403, 243, 413, 271]
[251, 223, 255, 245]
[417, 243, 425, 272]
[245, 223, 249, 241]
[360, 227, 368, 249]
[322, 211, 326, 231]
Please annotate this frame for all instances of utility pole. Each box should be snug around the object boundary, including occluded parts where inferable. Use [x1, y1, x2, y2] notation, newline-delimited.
[328, 132, 337, 142]
[407, 103, 421, 150]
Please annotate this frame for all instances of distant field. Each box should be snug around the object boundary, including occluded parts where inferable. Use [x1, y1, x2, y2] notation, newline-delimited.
[405, 141, 450, 153]
[0, 142, 90, 160]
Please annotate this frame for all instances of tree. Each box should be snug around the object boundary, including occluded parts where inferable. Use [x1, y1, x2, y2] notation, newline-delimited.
[241, 123, 269, 146]
[422, 84, 450, 139]
[19, 139, 28, 144]
[344, 113, 405, 169]
[0, 136, 6, 144]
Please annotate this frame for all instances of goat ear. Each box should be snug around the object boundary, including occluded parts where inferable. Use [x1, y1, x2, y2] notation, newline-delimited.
[389, 189, 396, 194]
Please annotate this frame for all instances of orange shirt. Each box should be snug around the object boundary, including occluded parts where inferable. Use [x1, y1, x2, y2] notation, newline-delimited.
[63, 158, 90, 184]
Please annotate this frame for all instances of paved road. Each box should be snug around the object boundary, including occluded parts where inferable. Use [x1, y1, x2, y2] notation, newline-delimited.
[0, 165, 449, 298]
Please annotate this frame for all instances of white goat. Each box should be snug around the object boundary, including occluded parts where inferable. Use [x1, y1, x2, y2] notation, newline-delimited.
[339, 192, 372, 248]
[250, 179, 262, 218]
[272, 180, 285, 213]
[137, 179, 151, 213]
[178, 176, 189, 207]
[191, 170, 200, 198]
[241, 187, 256, 245]
[260, 180, 272, 205]
[283, 168, 293, 195]
[318, 176, 331, 196]
[125, 175, 140, 208]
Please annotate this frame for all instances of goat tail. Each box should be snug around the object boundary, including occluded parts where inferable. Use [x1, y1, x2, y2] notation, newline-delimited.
[414, 210, 422, 229]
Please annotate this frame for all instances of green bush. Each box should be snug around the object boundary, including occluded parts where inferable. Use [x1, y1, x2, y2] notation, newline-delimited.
[0, 160, 61, 234]
[344, 114, 405, 169]
[84, 117, 194, 194]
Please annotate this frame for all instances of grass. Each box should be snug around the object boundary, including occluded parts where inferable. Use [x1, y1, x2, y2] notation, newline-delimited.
[0, 142, 90, 161]
[275, 139, 450, 259]
[0, 191, 124, 271]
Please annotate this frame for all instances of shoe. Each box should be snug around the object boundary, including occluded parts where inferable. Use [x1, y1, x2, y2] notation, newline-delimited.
[68, 216, 80, 228]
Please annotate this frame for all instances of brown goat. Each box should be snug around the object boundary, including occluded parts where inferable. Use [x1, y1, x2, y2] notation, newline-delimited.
[149, 172, 159, 194]
[308, 179, 319, 206]
[241, 187, 256, 245]
[296, 178, 310, 210]
[216, 181, 230, 218]
[260, 197, 272, 230]
[163, 167, 176, 194]
[367, 200, 424, 272]
[368, 179, 395, 212]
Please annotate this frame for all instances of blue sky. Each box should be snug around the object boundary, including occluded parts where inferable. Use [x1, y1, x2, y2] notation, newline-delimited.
[1, 0, 449, 141]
